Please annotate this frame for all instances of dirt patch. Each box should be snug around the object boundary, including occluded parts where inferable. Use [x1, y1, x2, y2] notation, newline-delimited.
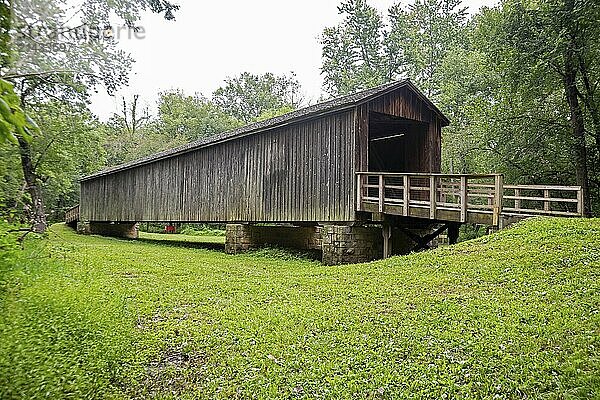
[141, 346, 207, 398]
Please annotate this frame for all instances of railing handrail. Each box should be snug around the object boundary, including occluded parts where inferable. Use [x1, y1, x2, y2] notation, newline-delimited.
[356, 172, 501, 179]
[65, 205, 80, 223]
[356, 172, 585, 224]
[503, 184, 582, 191]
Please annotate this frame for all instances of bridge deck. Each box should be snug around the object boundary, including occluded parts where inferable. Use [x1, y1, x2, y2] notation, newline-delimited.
[357, 172, 584, 226]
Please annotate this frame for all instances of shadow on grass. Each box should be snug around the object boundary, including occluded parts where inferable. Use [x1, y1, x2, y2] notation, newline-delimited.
[137, 238, 322, 262]
[136, 237, 225, 251]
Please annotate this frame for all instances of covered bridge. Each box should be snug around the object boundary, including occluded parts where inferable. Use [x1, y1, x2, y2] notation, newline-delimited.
[76, 80, 583, 264]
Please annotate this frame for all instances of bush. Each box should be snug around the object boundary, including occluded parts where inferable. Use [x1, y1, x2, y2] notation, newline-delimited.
[179, 224, 225, 237]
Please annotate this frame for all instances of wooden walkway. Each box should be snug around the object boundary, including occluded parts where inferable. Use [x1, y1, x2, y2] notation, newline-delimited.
[357, 173, 584, 226]
[65, 205, 80, 226]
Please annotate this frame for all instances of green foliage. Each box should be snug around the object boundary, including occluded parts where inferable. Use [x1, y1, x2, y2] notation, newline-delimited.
[0, 100, 105, 222]
[253, 105, 295, 122]
[321, 0, 389, 95]
[466, 0, 600, 211]
[179, 224, 225, 237]
[156, 90, 241, 141]
[0, 0, 12, 67]
[212, 72, 302, 123]
[321, 0, 467, 96]
[1, 218, 599, 398]
[32, 102, 106, 221]
[322, 0, 599, 213]
[0, 79, 38, 145]
[388, 0, 468, 98]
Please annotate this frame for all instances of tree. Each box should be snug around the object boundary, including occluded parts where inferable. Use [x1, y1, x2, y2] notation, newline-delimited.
[1, 0, 178, 232]
[387, 0, 468, 98]
[321, 0, 389, 95]
[321, 0, 467, 97]
[27, 102, 106, 222]
[156, 90, 240, 141]
[103, 95, 155, 166]
[212, 72, 302, 123]
[473, 0, 598, 215]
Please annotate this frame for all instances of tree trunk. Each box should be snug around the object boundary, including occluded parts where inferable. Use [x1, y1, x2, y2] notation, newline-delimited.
[563, 46, 592, 216]
[17, 136, 47, 232]
[577, 54, 600, 159]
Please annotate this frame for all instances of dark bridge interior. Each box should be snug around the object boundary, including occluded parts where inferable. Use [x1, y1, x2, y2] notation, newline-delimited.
[368, 111, 428, 172]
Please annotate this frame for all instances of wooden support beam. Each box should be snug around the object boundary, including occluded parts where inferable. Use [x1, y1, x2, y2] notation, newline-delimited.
[493, 174, 504, 226]
[577, 188, 584, 216]
[403, 175, 409, 216]
[399, 224, 449, 252]
[543, 189, 550, 212]
[382, 224, 392, 259]
[378, 175, 384, 213]
[514, 188, 521, 211]
[430, 175, 437, 219]
[448, 223, 460, 245]
[460, 177, 467, 222]
[356, 174, 362, 211]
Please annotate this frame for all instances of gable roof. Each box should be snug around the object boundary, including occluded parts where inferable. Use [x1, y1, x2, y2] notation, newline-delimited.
[82, 79, 449, 181]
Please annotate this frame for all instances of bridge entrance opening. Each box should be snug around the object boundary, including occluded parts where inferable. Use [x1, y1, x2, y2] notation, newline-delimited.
[368, 111, 428, 173]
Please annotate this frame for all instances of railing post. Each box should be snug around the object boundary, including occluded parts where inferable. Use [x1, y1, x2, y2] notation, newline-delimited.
[378, 174, 384, 213]
[577, 187, 584, 216]
[460, 176, 468, 223]
[403, 175, 409, 216]
[429, 175, 437, 219]
[356, 174, 362, 211]
[514, 188, 521, 211]
[493, 174, 504, 226]
[543, 189, 550, 212]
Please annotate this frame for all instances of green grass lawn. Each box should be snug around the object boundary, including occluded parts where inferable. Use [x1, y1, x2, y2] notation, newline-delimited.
[1, 218, 599, 399]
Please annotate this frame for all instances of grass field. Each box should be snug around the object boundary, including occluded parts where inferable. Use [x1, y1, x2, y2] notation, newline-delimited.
[0, 218, 599, 399]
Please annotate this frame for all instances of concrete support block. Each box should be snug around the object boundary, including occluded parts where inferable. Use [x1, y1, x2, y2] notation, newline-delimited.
[77, 221, 138, 239]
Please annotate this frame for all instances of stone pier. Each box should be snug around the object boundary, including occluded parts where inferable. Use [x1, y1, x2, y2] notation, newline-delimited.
[225, 223, 424, 265]
[225, 224, 322, 254]
[77, 221, 139, 239]
[321, 225, 383, 265]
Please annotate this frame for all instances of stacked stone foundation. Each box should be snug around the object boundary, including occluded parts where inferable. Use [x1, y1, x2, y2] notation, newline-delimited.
[321, 225, 383, 265]
[225, 224, 322, 254]
[77, 221, 139, 239]
[225, 223, 386, 265]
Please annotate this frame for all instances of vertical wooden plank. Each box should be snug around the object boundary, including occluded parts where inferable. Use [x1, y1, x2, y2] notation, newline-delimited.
[514, 188, 521, 211]
[460, 176, 468, 223]
[356, 174, 362, 211]
[577, 188, 584, 216]
[382, 224, 392, 259]
[378, 174, 384, 213]
[543, 189, 550, 212]
[403, 175, 409, 216]
[493, 174, 503, 226]
[429, 175, 437, 219]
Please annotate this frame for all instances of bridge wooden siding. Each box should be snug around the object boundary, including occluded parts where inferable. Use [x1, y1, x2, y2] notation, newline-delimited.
[80, 80, 448, 224]
[357, 172, 584, 226]
[81, 110, 357, 223]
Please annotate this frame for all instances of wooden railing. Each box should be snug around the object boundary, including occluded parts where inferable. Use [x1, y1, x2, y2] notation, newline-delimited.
[356, 173, 584, 226]
[65, 205, 80, 224]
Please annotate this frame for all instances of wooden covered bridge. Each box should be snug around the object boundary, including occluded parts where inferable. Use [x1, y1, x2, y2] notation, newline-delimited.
[72, 80, 583, 264]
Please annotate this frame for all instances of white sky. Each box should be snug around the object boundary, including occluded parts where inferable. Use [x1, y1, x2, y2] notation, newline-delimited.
[90, 0, 499, 121]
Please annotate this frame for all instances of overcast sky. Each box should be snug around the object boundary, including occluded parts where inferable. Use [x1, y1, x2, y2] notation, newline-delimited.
[90, 0, 499, 120]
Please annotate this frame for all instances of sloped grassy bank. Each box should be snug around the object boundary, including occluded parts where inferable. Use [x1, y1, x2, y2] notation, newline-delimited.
[0, 218, 598, 399]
